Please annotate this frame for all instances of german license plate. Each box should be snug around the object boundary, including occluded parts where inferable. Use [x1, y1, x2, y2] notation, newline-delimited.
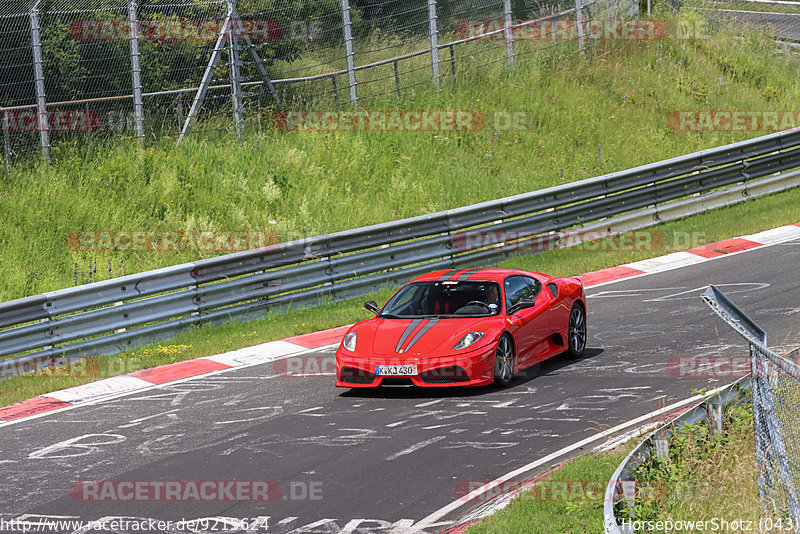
[375, 365, 418, 376]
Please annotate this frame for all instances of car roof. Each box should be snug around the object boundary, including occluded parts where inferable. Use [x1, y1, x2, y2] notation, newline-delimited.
[410, 268, 548, 283]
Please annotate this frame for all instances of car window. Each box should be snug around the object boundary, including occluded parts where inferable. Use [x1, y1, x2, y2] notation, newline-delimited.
[523, 276, 542, 299]
[504, 276, 530, 309]
[380, 281, 501, 318]
[504, 275, 541, 310]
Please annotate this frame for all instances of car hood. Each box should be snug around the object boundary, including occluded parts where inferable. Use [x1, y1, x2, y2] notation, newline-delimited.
[366, 316, 502, 356]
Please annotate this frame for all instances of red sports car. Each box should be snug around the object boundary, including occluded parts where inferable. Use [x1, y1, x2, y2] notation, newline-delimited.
[334, 268, 587, 388]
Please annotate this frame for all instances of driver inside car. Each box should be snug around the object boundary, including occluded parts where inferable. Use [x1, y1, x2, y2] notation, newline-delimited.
[485, 284, 500, 311]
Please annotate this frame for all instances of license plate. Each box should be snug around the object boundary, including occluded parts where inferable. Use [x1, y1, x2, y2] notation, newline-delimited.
[375, 365, 418, 376]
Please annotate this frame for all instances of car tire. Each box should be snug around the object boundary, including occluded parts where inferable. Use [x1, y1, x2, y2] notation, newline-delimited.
[493, 334, 515, 387]
[565, 302, 587, 359]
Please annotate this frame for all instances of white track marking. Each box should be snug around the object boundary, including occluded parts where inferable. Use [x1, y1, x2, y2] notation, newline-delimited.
[407, 384, 731, 533]
[42, 375, 152, 403]
[386, 436, 446, 461]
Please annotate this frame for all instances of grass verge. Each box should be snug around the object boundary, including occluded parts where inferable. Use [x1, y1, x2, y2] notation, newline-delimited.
[622, 402, 758, 529]
[465, 441, 635, 533]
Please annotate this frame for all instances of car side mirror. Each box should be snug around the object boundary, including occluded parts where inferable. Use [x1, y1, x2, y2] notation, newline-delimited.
[510, 299, 536, 314]
[364, 301, 380, 314]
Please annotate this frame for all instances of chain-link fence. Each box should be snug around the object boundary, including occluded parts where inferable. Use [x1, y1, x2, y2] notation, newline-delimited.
[704, 285, 800, 529]
[0, 0, 636, 168]
[751, 342, 800, 525]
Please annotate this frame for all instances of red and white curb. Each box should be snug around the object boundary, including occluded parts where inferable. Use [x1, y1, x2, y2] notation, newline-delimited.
[0, 326, 349, 424]
[1, 223, 799, 425]
[577, 223, 800, 287]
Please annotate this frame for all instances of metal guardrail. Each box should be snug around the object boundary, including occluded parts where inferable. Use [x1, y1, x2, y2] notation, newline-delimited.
[604, 286, 800, 533]
[2, 129, 800, 377]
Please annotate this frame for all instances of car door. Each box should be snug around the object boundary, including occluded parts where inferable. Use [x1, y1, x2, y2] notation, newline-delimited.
[503, 275, 542, 368]
[524, 276, 567, 364]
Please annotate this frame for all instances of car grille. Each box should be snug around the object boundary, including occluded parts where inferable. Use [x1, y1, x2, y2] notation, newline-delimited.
[339, 366, 376, 385]
[419, 366, 469, 384]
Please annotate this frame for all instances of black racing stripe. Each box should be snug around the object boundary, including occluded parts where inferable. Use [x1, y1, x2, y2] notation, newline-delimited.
[456, 268, 482, 281]
[447, 268, 470, 280]
[437, 270, 458, 281]
[403, 318, 440, 352]
[395, 318, 424, 353]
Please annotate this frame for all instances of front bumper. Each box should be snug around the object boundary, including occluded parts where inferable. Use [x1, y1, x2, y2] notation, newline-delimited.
[334, 343, 496, 387]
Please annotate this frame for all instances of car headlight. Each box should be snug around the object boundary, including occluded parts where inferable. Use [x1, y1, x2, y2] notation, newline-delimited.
[454, 331, 484, 350]
[342, 332, 357, 352]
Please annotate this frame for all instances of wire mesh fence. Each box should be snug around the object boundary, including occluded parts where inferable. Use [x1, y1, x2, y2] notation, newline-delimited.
[704, 285, 800, 530]
[0, 0, 636, 168]
[751, 342, 800, 526]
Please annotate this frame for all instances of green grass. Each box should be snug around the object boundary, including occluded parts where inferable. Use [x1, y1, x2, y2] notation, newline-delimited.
[623, 403, 759, 527]
[465, 442, 635, 533]
[1, 12, 797, 301]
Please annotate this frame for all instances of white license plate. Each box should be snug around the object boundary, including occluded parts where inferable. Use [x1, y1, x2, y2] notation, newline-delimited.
[375, 365, 418, 376]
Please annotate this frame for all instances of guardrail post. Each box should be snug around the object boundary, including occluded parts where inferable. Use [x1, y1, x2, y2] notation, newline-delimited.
[708, 402, 723, 434]
[620, 479, 636, 509]
[128, 0, 145, 148]
[654, 438, 669, 460]
[340, 0, 358, 106]
[29, 1, 50, 162]
[574, 0, 585, 51]
[427, 0, 441, 90]
[503, 0, 515, 68]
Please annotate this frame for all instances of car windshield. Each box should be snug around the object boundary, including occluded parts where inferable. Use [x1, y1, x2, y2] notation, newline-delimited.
[378, 280, 502, 318]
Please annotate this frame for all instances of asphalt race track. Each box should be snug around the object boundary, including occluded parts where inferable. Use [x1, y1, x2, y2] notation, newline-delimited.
[1, 238, 799, 534]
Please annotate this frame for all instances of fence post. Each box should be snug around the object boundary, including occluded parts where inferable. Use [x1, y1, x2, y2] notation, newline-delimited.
[503, 0, 515, 68]
[128, 0, 144, 148]
[3, 112, 10, 173]
[29, 1, 50, 162]
[227, 1, 243, 139]
[176, 94, 184, 131]
[340, 0, 358, 106]
[574, 0, 585, 51]
[427, 0, 441, 90]
[393, 60, 401, 100]
[552, 19, 558, 54]
[85, 102, 92, 146]
[331, 74, 339, 110]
